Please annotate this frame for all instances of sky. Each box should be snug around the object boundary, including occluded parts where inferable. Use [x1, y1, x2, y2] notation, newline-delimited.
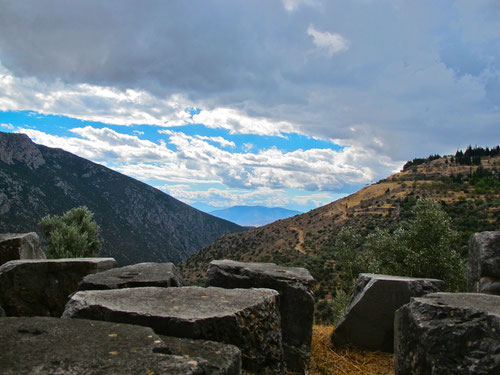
[0, 0, 499, 212]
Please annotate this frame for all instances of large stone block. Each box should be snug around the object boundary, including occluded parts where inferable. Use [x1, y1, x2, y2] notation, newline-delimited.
[0, 232, 46, 266]
[0, 317, 210, 374]
[468, 231, 500, 295]
[0, 258, 117, 317]
[158, 336, 241, 375]
[331, 273, 444, 352]
[395, 293, 500, 375]
[78, 262, 185, 291]
[63, 286, 285, 375]
[205, 260, 314, 374]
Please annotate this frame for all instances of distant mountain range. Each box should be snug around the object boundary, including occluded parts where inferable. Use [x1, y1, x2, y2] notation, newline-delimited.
[0, 132, 244, 265]
[209, 206, 302, 227]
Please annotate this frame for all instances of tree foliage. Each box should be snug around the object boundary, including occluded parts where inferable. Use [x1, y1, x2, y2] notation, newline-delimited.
[38, 206, 102, 258]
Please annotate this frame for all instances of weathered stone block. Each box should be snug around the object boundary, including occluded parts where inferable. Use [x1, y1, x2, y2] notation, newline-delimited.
[0, 305, 5, 317]
[78, 262, 185, 291]
[0, 233, 46, 266]
[63, 286, 285, 375]
[0, 317, 210, 374]
[331, 273, 444, 352]
[206, 259, 314, 374]
[158, 336, 241, 375]
[468, 231, 500, 295]
[0, 258, 117, 317]
[395, 293, 500, 375]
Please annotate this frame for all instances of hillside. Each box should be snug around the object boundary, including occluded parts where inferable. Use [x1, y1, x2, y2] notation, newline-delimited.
[181, 149, 500, 305]
[0, 132, 244, 265]
[209, 205, 302, 227]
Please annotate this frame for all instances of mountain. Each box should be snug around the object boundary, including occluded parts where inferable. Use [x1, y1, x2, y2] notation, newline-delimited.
[0, 132, 244, 265]
[209, 206, 302, 227]
[181, 149, 500, 286]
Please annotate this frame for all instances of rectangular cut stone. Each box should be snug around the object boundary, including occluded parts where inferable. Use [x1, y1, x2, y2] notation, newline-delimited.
[331, 273, 444, 352]
[395, 293, 500, 375]
[0, 317, 210, 374]
[62, 286, 285, 375]
[205, 259, 315, 374]
[0, 232, 46, 266]
[0, 258, 117, 317]
[468, 231, 500, 295]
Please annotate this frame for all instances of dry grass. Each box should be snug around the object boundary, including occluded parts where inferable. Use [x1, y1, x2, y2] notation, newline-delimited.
[308, 326, 394, 375]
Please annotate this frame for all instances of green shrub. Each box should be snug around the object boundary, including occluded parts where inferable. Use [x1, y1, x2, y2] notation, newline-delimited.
[38, 206, 102, 258]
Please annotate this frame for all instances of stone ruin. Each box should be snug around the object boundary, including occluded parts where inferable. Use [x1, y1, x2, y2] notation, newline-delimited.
[331, 273, 444, 352]
[0, 232, 46, 266]
[468, 231, 500, 295]
[395, 293, 500, 375]
[206, 259, 315, 374]
[0, 242, 318, 375]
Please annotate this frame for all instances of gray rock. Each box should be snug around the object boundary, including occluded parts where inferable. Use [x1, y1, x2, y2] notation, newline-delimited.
[0, 317, 209, 374]
[468, 231, 500, 295]
[158, 336, 241, 375]
[63, 286, 285, 375]
[206, 259, 314, 374]
[395, 293, 500, 375]
[0, 232, 46, 266]
[78, 262, 185, 291]
[0, 258, 117, 317]
[0, 305, 5, 317]
[331, 273, 444, 352]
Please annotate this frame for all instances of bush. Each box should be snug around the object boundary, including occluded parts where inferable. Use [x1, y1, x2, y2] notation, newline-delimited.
[38, 206, 102, 258]
[366, 199, 466, 291]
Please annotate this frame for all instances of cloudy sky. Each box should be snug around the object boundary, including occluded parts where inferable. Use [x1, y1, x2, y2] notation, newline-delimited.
[1, 0, 499, 212]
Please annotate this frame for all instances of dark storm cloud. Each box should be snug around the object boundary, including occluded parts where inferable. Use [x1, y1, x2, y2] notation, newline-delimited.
[1, 0, 499, 162]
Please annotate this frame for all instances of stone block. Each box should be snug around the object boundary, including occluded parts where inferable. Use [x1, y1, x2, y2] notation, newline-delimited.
[206, 260, 314, 374]
[395, 293, 500, 375]
[158, 335, 241, 375]
[63, 286, 285, 374]
[331, 273, 444, 352]
[0, 258, 117, 317]
[0, 232, 46, 266]
[78, 262, 185, 291]
[0, 317, 209, 374]
[468, 231, 500, 295]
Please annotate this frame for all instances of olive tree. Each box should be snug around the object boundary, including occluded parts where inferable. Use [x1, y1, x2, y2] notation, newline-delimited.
[38, 206, 102, 258]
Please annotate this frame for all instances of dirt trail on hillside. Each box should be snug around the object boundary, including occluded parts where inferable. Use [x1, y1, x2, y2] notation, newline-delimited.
[289, 226, 306, 254]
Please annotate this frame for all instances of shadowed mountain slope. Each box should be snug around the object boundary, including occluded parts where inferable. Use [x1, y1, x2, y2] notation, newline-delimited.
[0, 132, 244, 265]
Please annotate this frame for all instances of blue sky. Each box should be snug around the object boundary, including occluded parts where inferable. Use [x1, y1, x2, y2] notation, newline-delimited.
[1, 0, 499, 211]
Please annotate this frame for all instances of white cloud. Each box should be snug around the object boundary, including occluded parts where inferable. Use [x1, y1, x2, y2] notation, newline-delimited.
[307, 25, 350, 56]
[18, 126, 401, 194]
[192, 107, 298, 137]
[195, 135, 235, 148]
[0, 123, 14, 130]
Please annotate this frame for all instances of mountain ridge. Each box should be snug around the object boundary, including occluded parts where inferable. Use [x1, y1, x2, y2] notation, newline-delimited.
[0, 131, 244, 265]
